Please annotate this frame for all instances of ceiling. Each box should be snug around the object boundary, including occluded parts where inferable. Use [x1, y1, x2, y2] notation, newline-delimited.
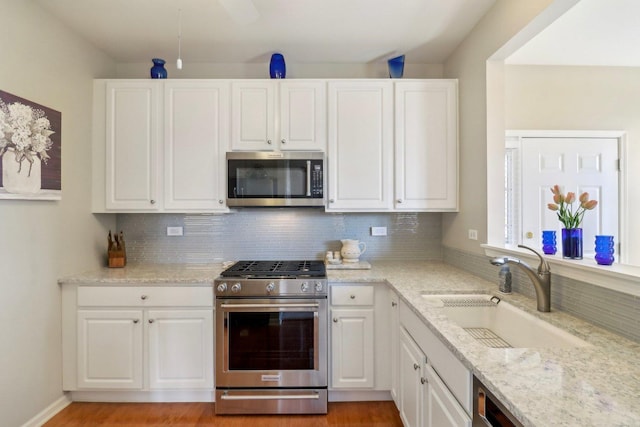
[507, 0, 640, 67]
[32, 0, 495, 65]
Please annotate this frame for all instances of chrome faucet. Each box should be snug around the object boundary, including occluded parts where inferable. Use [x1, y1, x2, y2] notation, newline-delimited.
[490, 245, 551, 312]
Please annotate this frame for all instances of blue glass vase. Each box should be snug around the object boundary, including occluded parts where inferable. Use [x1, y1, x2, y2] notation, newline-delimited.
[594, 235, 615, 265]
[269, 53, 286, 79]
[150, 58, 167, 79]
[562, 228, 583, 259]
[388, 55, 405, 78]
[541, 230, 557, 255]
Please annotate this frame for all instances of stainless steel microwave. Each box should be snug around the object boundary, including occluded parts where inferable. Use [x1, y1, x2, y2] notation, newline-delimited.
[226, 152, 324, 207]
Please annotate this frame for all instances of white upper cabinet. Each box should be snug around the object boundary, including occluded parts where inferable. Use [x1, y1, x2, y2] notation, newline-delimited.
[394, 80, 458, 211]
[105, 81, 162, 210]
[326, 81, 394, 211]
[164, 81, 229, 211]
[231, 80, 326, 151]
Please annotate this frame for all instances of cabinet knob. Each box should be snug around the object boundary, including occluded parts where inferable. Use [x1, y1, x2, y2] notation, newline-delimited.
[329, 199, 335, 203]
[141, 295, 148, 300]
[421, 377, 427, 385]
[150, 199, 156, 205]
[267, 139, 272, 145]
[148, 319, 155, 324]
[413, 363, 420, 370]
[333, 318, 339, 323]
[391, 301, 398, 307]
[218, 200, 224, 204]
[281, 139, 286, 144]
[350, 294, 356, 299]
[133, 319, 140, 324]
[397, 199, 403, 204]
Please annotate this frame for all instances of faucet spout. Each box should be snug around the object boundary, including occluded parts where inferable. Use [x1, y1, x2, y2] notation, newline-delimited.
[489, 245, 551, 312]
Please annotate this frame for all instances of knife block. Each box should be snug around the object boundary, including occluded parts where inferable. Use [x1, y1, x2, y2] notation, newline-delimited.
[108, 250, 126, 268]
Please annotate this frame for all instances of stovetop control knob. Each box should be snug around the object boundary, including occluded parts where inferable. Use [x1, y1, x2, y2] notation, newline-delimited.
[231, 283, 242, 293]
[216, 282, 227, 293]
[266, 282, 275, 293]
[314, 281, 323, 292]
[300, 282, 309, 292]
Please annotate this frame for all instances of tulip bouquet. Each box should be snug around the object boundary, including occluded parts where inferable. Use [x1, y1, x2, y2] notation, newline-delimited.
[547, 185, 598, 229]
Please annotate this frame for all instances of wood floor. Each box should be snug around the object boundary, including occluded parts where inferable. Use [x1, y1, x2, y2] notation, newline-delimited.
[44, 401, 404, 427]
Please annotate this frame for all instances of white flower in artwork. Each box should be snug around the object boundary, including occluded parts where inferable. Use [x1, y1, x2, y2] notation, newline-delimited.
[0, 99, 54, 176]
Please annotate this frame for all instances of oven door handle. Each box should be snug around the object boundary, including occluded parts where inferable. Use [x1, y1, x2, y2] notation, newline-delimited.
[220, 392, 320, 401]
[220, 303, 320, 309]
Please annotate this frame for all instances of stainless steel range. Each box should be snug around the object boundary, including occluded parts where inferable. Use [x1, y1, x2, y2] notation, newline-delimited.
[214, 260, 328, 415]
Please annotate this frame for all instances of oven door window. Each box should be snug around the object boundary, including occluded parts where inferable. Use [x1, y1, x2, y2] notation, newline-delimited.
[227, 310, 317, 371]
[228, 159, 318, 198]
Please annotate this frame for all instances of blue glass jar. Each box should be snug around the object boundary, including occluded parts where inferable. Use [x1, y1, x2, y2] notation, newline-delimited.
[388, 55, 405, 78]
[562, 228, 583, 259]
[594, 235, 615, 265]
[150, 58, 167, 79]
[269, 53, 286, 79]
[541, 230, 557, 255]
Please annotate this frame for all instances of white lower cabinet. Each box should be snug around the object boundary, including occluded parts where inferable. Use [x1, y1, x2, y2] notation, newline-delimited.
[63, 285, 214, 394]
[329, 283, 391, 391]
[397, 296, 472, 427]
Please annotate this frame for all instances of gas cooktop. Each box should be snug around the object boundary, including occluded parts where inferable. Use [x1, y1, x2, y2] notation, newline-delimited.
[220, 260, 326, 278]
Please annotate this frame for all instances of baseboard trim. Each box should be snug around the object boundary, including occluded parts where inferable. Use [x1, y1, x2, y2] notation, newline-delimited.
[68, 390, 215, 403]
[21, 394, 72, 427]
[328, 390, 392, 402]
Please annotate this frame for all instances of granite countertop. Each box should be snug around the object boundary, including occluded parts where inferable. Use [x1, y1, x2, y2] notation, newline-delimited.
[59, 261, 640, 426]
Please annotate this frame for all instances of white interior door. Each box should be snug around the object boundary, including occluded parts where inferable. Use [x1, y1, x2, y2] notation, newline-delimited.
[520, 137, 619, 256]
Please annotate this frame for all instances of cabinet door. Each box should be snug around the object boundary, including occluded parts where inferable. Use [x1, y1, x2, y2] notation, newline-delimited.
[279, 81, 326, 151]
[77, 310, 143, 389]
[327, 81, 393, 211]
[330, 308, 374, 388]
[147, 309, 214, 389]
[394, 80, 458, 211]
[164, 81, 229, 210]
[105, 81, 161, 210]
[425, 365, 471, 427]
[231, 81, 276, 150]
[389, 290, 400, 406]
[399, 327, 426, 427]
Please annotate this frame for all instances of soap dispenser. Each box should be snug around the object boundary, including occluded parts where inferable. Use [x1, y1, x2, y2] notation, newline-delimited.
[498, 260, 512, 294]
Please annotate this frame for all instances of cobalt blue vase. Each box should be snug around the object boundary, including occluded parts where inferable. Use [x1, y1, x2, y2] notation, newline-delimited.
[150, 58, 167, 79]
[541, 230, 557, 255]
[562, 228, 583, 259]
[388, 55, 405, 78]
[594, 235, 615, 265]
[269, 53, 286, 79]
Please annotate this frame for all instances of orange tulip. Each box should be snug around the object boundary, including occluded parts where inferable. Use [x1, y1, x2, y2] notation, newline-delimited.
[565, 192, 575, 204]
[579, 192, 589, 203]
[547, 203, 559, 211]
[547, 184, 598, 229]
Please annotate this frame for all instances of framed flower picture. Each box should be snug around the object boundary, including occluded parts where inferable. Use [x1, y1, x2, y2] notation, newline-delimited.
[0, 90, 62, 200]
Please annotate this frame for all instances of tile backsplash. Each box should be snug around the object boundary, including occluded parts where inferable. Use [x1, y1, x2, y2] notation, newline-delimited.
[117, 210, 443, 264]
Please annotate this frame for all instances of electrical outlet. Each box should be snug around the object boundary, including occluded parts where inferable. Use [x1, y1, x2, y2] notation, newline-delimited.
[167, 226, 184, 236]
[371, 226, 387, 236]
[468, 229, 478, 240]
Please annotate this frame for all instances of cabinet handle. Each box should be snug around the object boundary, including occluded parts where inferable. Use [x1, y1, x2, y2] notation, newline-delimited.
[141, 295, 148, 300]
[413, 363, 420, 370]
[397, 199, 403, 204]
[350, 294, 356, 299]
[281, 139, 286, 144]
[421, 377, 427, 385]
[148, 319, 155, 324]
[391, 301, 397, 307]
[333, 318, 338, 323]
[133, 319, 139, 324]
[267, 139, 272, 145]
[218, 200, 224, 204]
[150, 199, 156, 205]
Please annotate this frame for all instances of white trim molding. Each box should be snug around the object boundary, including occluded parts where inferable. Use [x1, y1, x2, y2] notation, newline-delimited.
[21, 394, 71, 427]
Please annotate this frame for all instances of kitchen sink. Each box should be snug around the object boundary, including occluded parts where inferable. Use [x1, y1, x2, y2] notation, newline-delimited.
[421, 294, 589, 348]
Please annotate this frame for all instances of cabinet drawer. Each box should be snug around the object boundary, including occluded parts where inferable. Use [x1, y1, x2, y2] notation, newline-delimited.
[77, 286, 213, 307]
[331, 285, 374, 306]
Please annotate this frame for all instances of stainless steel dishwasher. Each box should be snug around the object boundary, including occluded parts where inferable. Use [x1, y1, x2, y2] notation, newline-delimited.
[473, 376, 524, 427]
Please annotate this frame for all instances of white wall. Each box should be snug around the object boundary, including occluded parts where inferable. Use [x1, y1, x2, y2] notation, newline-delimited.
[0, 2, 115, 426]
[504, 64, 640, 266]
[441, 0, 556, 254]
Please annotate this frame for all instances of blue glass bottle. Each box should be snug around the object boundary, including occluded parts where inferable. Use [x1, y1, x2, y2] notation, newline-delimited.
[387, 55, 405, 78]
[269, 53, 286, 79]
[542, 230, 557, 255]
[150, 58, 167, 79]
[594, 235, 615, 265]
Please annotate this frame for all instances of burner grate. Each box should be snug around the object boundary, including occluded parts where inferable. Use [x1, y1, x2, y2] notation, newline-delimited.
[221, 260, 326, 278]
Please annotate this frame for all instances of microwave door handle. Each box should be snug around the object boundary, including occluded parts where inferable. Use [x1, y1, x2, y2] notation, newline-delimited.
[306, 161, 311, 196]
